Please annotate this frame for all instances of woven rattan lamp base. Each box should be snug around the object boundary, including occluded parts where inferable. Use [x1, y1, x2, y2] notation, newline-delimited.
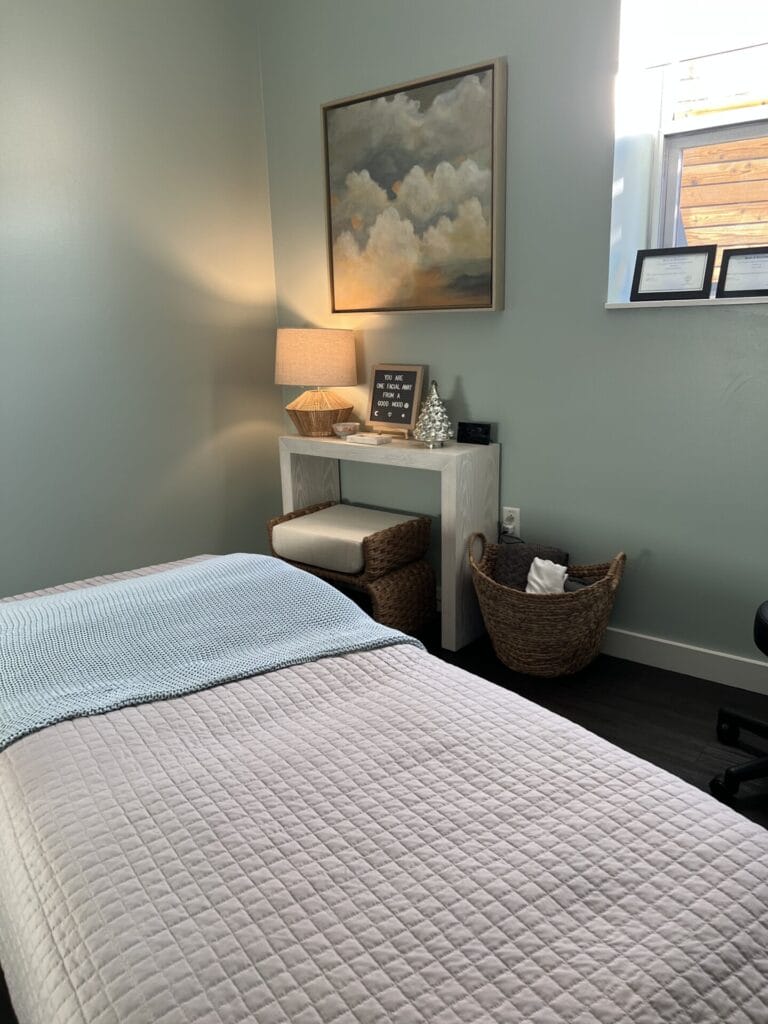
[285, 389, 353, 437]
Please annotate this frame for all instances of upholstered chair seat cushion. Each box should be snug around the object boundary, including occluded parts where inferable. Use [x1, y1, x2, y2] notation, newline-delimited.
[271, 504, 418, 575]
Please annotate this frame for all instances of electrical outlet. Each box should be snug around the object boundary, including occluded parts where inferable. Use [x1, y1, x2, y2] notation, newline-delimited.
[501, 506, 520, 538]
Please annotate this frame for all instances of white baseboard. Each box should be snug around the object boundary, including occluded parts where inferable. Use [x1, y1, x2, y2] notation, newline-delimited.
[602, 628, 768, 697]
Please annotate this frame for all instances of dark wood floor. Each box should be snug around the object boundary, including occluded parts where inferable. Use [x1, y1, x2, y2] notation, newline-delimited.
[0, 972, 12, 1024]
[429, 631, 768, 829]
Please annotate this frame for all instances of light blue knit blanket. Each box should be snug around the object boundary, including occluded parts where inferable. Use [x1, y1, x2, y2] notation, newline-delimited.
[0, 554, 421, 751]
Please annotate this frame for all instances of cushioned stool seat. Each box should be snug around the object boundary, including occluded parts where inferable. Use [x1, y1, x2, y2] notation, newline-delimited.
[268, 502, 436, 635]
[271, 504, 418, 575]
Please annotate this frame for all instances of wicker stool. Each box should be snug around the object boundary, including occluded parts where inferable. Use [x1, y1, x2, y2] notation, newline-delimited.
[267, 502, 436, 635]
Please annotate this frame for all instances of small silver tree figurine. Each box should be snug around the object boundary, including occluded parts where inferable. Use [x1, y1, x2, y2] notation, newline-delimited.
[413, 380, 454, 448]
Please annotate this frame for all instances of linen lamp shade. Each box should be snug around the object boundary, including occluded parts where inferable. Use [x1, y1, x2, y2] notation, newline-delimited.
[275, 328, 356, 387]
[275, 328, 357, 436]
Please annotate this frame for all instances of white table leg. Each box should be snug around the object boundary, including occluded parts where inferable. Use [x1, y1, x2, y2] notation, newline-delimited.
[441, 445, 500, 650]
[277, 435, 501, 650]
[280, 451, 340, 513]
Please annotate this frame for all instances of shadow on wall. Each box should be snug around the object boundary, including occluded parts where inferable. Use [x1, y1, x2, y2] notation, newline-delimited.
[442, 376, 471, 426]
[0, 233, 283, 600]
[109, 226, 284, 559]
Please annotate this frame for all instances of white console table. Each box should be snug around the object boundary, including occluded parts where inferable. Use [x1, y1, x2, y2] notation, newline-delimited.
[278, 435, 500, 650]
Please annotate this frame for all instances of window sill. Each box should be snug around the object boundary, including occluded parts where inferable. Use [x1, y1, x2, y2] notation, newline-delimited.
[605, 296, 768, 309]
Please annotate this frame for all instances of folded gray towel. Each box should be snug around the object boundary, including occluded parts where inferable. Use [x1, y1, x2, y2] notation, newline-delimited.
[494, 542, 569, 590]
[564, 577, 590, 593]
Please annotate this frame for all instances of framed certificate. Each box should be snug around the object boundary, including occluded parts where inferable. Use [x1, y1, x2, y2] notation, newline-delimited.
[716, 246, 768, 298]
[630, 246, 717, 301]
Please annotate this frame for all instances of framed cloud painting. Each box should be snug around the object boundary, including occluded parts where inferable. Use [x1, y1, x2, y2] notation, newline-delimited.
[322, 59, 506, 313]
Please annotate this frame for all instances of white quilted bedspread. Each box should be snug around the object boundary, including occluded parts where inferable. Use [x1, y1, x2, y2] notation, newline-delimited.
[1, 574, 767, 1024]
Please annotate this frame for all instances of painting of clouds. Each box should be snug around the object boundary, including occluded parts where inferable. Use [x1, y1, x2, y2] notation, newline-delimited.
[323, 61, 505, 312]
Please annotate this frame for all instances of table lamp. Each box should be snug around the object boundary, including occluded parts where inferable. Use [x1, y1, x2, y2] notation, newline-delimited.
[275, 327, 357, 436]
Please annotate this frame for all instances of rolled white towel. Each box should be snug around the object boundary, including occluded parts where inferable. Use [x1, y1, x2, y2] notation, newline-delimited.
[525, 556, 568, 595]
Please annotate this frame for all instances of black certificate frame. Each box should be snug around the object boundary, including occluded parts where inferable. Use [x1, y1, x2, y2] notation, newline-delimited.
[630, 245, 717, 302]
[716, 245, 768, 298]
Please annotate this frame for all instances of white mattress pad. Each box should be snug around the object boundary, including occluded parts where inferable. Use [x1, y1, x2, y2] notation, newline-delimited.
[0, 562, 766, 1024]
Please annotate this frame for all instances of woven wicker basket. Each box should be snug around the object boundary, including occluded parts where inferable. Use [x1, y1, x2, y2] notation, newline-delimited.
[469, 534, 626, 678]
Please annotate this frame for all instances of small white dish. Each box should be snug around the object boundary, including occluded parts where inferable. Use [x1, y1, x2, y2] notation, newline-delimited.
[332, 421, 360, 438]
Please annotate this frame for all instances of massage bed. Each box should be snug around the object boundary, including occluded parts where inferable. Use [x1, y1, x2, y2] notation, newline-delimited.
[0, 555, 766, 1024]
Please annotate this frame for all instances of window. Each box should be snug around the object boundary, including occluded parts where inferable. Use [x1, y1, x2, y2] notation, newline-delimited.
[608, 4, 768, 302]
[660, 122, 768, 284]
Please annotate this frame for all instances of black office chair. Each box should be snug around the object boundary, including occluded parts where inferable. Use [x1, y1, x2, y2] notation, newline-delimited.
[710, 601, 768, 803]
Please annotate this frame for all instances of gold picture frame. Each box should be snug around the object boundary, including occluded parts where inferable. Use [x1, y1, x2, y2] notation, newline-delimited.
[323, 59, 507, 313]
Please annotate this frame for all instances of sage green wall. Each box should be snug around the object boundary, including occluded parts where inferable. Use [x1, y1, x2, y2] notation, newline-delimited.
[0, 0, 282, 597]
[258, 0, 768, 659]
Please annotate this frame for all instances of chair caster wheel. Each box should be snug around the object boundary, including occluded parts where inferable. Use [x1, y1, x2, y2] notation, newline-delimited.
[709, 776, 736, 804]
[717, 719, 740, 745]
